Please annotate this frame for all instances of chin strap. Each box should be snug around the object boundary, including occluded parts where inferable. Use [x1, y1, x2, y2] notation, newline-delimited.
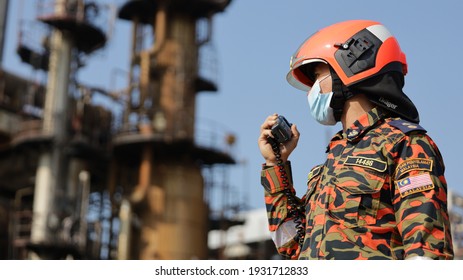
[329, 68, 354, 121]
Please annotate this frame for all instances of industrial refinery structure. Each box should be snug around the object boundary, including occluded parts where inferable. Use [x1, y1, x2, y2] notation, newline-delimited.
[0, 0, 241, 260]
[0, 0, 463, 261]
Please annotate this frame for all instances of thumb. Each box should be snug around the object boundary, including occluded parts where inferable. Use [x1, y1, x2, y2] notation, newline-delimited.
[291, 124, 300, 139]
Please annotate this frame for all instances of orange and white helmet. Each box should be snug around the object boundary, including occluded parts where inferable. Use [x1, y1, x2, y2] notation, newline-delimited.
[287, 19, 407, 91]
[287, 20, 419, 123]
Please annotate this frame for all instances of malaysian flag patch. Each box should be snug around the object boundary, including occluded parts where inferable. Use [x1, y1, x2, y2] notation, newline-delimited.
[396, 173, 434, 198]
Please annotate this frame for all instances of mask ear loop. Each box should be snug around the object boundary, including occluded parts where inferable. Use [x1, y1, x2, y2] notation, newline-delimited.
[329, 68, 353, 121]
[306, 74, 331, 97]
[318, 74, 331, 83]
[317, 74, 332, 93]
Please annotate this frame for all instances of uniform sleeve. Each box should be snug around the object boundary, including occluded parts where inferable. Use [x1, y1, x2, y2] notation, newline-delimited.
[390, 132, 454, 259]
[261, 161, 305, 259]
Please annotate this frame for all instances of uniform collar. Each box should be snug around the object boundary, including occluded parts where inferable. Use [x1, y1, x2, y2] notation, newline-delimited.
[328, 107, 386, 145]
[344, 107, 386, 142]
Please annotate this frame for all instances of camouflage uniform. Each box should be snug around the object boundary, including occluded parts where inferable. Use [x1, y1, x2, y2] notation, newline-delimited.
[261, 107, 454, 260]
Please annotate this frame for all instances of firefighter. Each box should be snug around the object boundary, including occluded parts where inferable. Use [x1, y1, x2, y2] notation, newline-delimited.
[258, 20, 454, 259]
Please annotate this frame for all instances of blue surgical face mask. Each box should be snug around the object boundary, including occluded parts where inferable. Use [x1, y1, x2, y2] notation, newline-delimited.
[307, 75, 337, 126]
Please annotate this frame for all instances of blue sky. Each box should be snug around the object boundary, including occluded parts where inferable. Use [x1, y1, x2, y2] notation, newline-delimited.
[2, 0, 463, 213]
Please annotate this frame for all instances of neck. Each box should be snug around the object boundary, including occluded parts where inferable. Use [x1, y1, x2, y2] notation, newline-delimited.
[341, 94, 375, 131]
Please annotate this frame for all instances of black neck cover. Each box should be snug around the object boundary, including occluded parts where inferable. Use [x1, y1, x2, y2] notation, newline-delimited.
[348, 63, 420, 123]
[329, 62, 420, 123]
[329, 68, 353, 121]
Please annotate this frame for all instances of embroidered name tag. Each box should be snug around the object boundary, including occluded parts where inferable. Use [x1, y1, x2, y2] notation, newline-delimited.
[395, 158, 433, 179]
[344, 156, 387, 172]
[396, 173, 434, 198]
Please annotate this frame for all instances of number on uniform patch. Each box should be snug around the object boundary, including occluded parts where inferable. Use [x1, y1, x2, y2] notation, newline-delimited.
[344, 156, 387, 172]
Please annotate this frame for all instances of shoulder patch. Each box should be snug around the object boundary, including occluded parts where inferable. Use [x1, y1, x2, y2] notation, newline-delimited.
[388, 119, 427, 134]
[395, 158, 433, 179]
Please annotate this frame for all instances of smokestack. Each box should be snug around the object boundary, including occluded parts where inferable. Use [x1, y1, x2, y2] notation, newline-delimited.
[0, 0, 9, 65]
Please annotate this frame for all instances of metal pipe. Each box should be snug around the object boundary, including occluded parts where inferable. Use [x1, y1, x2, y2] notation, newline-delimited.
[117, 199, 132, 260]
[150, 0, 167, 55]
[78, 170, 90, 249]
[131, 142, 152, 204]
[0, 0, 9, 65]
[30, 153, 52, 259]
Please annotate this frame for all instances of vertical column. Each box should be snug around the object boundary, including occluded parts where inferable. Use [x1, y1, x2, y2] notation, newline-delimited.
[30, 0, 73, 259]
[0, 0, 9, 65]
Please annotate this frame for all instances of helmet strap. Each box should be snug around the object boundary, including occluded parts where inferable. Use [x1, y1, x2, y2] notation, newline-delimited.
[329, 68, 353, 121]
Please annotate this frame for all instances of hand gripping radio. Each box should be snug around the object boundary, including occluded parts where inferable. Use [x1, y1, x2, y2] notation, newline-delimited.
[271, 115, 292, 143]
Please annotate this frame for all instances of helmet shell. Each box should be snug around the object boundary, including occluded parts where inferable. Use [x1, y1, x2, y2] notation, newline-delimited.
[287, 20, 407, 91]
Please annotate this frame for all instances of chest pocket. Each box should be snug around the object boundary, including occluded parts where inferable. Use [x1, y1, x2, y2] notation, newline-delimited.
[329, 157, 387, 227]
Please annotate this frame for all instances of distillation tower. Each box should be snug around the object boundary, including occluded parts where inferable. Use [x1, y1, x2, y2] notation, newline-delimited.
[0, 0, 112, 259]
[112, 0, 234, 260]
